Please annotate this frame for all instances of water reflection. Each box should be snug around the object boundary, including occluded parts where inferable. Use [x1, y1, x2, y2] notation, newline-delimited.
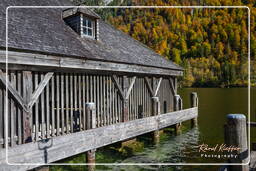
[108, 127, 199, 170]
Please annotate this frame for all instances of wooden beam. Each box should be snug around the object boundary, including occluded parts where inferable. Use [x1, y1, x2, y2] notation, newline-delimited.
[123, 76, 129, 122]
[144, 77, 154, 97]
[1, 107, 198, 170]
[28, 72, 53, 109]
[0, 70, 28, 112]
[125, 76, 136, 100]
[0, 50, 183, 76]
[22, 71, 33, 143]
[154, 77, 162, 97]
[169, 78, 176, 95]
[111, 75, 125, 100]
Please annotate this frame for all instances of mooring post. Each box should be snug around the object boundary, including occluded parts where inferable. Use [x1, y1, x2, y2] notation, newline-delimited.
[152, 96, 160, 144]
[174, 95, 182, 135]
[86, 102, 96, 171]
[224, 114, 249, 171]
[190, 92, 198, 128]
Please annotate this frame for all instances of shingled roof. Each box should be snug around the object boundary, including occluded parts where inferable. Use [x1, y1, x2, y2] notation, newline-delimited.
[0, 0, 183, 71]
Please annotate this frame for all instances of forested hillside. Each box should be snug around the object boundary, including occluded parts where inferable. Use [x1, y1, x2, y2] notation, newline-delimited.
[78, 0, 256, 87]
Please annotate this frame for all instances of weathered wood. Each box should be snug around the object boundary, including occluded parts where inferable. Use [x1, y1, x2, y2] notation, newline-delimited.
[82, 75, 86, 129]
[169, 78, 176, 96]
[144, 77, 154, 97]
[10, 72, 16, 146]
[111, 75, 125, 100]
[122, 76, 129, 122]
[51, 76, 55, 136]
[65, 74, 69, 133]
[1, 107, 197, 170]
[56, 74, 60, 136]
[46, 81, 50, 138]
[174, 95, 182, 135]
[154, 77, 162, 97]
[0, 77, 3, 147]
[22, 71, 33, 143]
[224, 114, 249, 171]
[86, 102, 96, 171]
[190, 92, 198, 128]
[70, 74, 74, 133]
[152, 97, 160, 144]
[34, 73, 39, 141]
[40, 74, 45, 139]
[0, 70, 28, 112]
[78, 75, 82, 130]
[126, 76, 136, 99]
[61, 74, 65, 135]
[0, 50, 183, 77]
[28, 72, 53, 109]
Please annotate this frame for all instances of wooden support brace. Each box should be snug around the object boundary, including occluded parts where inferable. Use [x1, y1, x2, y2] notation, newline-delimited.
[145, 77, 162, 97]
[144, 77, 154, 97]
[0, 69, 28, 112]
[28, 72, 53, 109]
[154, 77, 162, 97]
[111, 75, 125, 100]
[125, 76, 136, 99]
[169, 78, 176, 96]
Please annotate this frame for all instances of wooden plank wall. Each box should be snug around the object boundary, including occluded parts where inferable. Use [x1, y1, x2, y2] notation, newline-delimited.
[0, 71, 175, 148]
[158, 78, 174, 113]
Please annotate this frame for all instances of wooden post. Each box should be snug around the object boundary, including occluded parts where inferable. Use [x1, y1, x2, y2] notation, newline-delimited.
[152, 96, 160, 144]
[122, 76, 129, 122]
[23, 71, 33, 143]
[224, 114, 249, 171]
[190, 92, 198, 128]
[86, 102, 96, 171]
[174, 95, 182, 135]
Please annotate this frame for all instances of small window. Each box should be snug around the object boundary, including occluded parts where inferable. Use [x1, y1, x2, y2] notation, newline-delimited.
[82, 16, 95, 38]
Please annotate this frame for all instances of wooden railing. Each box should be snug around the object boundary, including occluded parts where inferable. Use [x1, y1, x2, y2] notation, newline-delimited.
[0, 70, 176, 148]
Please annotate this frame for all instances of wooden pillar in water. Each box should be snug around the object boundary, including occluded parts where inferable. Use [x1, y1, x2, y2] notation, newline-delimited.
[86, 102, 96, 171]
[190, 92, 198, 128]
[224, 114, 249, 171]
[23, 71, 33, 143]
[174, 95, 182, 135]
[152, 96, 160, 144]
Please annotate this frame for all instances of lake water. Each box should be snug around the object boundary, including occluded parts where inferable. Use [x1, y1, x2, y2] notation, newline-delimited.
[53, 88, 254, 171]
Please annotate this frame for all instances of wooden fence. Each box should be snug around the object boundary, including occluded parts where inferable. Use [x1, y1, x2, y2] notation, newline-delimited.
[0, 70, 175, 148]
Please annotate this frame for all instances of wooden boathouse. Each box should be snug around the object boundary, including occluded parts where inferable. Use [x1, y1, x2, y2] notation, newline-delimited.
[0, 0, 198, 170]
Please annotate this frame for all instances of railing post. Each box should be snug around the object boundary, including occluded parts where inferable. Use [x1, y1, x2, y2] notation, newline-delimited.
[23, 71, 33, 143]
[174, 95, 182, 135]
[190, 92, 198, 128]
[123, 76, 129, 122]
[86, 102, 96, 171]
[152, 97, 160, 144]
[224, 114, 249, 171]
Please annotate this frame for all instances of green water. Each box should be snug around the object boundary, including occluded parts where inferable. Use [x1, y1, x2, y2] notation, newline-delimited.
[52, 88, 254, 171]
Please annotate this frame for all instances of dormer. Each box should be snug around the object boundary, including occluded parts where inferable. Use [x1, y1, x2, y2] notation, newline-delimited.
[63, 8, 100, 40]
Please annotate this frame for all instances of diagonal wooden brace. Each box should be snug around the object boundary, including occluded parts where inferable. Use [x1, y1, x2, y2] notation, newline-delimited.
[0, 69, 28, 112]
[28, 72, 53, 109]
